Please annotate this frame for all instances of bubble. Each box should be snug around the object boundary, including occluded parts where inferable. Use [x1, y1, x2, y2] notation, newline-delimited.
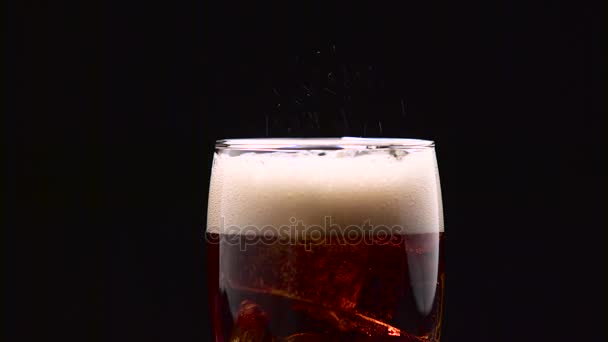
[207, 140, 443, 236]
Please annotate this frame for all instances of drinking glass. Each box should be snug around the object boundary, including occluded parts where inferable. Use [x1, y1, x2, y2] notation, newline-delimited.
[206, 137, 444, 341]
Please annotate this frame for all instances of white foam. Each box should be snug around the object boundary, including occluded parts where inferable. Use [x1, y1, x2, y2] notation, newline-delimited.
[207, 145, 443, 235]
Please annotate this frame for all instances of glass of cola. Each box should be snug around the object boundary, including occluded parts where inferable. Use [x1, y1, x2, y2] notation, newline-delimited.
[206, 138, 445, 341]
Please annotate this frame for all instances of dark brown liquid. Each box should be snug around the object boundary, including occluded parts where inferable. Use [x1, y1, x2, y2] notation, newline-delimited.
[207, 232, 445, 341]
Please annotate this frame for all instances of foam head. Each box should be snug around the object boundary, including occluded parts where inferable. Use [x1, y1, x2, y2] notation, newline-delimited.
[207, 138, 443, 235]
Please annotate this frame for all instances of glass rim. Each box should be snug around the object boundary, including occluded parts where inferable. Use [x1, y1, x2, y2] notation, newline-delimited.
[215, 137, 434, 151]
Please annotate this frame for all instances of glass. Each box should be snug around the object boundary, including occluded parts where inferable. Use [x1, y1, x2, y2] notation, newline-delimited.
[206, 137, 445, 341]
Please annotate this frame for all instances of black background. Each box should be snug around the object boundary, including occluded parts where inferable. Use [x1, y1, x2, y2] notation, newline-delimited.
[4, 0, 606, 341]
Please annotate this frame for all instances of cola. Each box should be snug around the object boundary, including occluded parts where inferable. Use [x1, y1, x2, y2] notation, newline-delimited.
[206, 138, 445, 341]
[207, 231, 444, 341]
